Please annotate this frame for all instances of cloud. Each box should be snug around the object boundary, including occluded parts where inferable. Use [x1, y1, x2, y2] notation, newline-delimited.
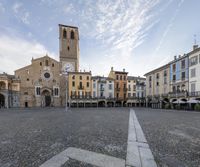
[12, 2, 30, 25]
[63, 4, 75, 14]
[154, 0, 185, 54]
[12, 2, 23, 14]
[0, 35, 57, 74]
[0, 3, 5, 13]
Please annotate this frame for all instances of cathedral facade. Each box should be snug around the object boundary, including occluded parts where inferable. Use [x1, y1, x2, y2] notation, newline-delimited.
[10, 24, 79, 108]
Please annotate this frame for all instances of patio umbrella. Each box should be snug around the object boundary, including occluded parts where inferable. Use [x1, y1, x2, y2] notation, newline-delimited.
[187, 99, 200, 104]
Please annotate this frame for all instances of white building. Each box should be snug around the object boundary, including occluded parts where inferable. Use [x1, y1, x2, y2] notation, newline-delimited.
[188, 45, 200, 98]
[92, 76, 114, 99]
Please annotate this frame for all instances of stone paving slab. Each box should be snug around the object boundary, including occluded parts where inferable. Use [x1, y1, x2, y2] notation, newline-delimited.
[40, 147, 125, 167]
[125, 109, 157, 167]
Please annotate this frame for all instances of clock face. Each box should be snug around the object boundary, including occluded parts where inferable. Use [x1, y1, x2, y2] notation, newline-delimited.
[63, 62, 75, 74]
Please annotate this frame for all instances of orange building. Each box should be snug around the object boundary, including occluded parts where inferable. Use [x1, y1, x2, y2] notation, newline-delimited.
[108, 67, 128, 106]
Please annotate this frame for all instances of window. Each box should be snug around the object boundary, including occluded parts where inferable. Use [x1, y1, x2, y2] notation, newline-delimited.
[149, 76, 152, 81]
[124, 76, 126, 80]
[116, 83, 119, 88]
[124, 93, 126, 99]
[27, 78, 29, 81]
[67, 46, 70, 51]
[124, 83, 126, 89]
[173, 75, 176, 82]
[87, 76, 89, 80]
[133, 93, 136, 97]
[36, 87, 40, 96]
[80, 76, 82, 80]
[120, 75, 122, 80]
[72, 81, 75, 87]
[164, 70, 167, 77]
[72, 75, 75, 80]
[133, 85, 136, 91]
[52, 63, 54, 67]
[87, 82, 89, 87]
[45, 60, 49, 66]
[40, 62, 42, 66]
[189, 56, 198, 66]
[109, 93, 112, 98]
[116, 75, 119, 80]
[156, 82, 159, 86]
[109, 84, 112, 90]
[173, 64, 176, 72]
[128, 93, 131, 97]
[54, 88, 59, 96]
[181, 60, 185, 69]
[191, 68, 196, 78]
[181, 72, 185, 80]
[128, 84, 131, 91]
[191, 83, 196, 92]
[63, 29, 67, 38]
[117, 93, 119, 98]
[24, 92, 28, 95]
[156, 73, 159, 79]
[71, 31, 75, 39]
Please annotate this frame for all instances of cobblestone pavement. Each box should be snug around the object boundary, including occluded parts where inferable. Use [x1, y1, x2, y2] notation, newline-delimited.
[0, 108, 200, 167]
[0, 108, 129, 167]
[135, 108, 200, 167]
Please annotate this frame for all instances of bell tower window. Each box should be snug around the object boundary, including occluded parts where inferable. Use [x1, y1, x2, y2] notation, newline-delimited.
[71, 30, 74, 39]
[63, 29, 67, 38]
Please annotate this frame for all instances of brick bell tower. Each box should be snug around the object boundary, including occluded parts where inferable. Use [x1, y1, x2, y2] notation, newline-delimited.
[59, 24, 79, 73]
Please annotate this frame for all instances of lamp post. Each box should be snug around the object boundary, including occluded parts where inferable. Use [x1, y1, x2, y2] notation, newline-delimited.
[65, 75, 68, 111]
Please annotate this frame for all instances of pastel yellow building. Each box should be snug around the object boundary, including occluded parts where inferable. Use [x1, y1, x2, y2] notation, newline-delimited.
[144, 64, 170, 108]
[68, 71, 92, 107]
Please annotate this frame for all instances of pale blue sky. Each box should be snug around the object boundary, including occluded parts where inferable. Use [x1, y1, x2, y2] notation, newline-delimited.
[0, 0, 200, 76]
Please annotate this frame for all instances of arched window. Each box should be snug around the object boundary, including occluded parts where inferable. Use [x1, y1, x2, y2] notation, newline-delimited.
[71, 30, 74, 39]
[63, 29, 67, 38]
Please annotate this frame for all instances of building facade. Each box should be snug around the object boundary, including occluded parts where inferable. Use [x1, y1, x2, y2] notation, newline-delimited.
[91, 76, 115, 107]
[126, 76, 146, 107]
[68, 71, 92, 107]
[169, 54, 189, 104]
[15, 56, 62, 107]
[145, 64, 170, 108]
[0, 73, 20, 108]
[188, 45, 200, 101]
[108, 67, 128, 106]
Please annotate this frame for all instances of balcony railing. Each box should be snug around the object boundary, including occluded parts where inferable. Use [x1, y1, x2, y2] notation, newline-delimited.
[78, 86, 84, 90]
[123, 88, 128, 91]
[169, 91, 187, 98]
[115, 88, 120, 91]
[189, 91, 200, 97]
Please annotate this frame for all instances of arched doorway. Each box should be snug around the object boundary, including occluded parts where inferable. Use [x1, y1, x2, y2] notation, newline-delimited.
[0, 94, 5, 108]
[42, 90, 51, 107]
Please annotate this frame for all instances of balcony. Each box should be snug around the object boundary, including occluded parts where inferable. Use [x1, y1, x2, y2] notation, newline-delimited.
[189, 91, 200, 97]
[78, 86, 84, 90]
[115, 88, 120, 91]
[123, 88, 128, 92]
[100, 88, 104, 91]
[169, 91, 187, 98]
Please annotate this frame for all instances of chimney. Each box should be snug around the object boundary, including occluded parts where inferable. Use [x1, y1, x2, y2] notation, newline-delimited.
[174, 55, 177, 60]
[123, 68, 125, 72]
[178, 55, 181, 58]
[193, 45, 198, 51]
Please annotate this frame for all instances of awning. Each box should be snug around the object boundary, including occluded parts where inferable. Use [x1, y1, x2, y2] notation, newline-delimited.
[172, 99, 187, 104]
[187, 99, 200, 104]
